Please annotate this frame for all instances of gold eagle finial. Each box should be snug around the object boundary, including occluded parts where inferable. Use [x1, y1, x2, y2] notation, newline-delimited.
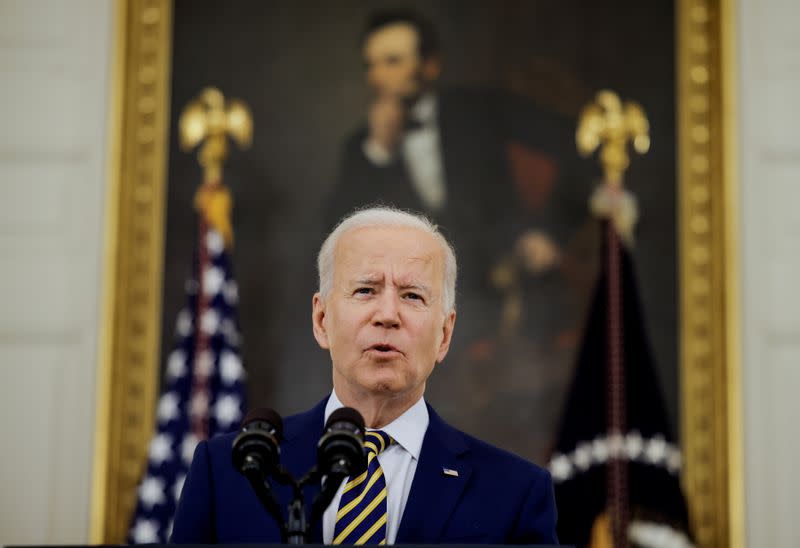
[576, 89, 650, 187]
[179, 87, 253, 248]
[179, 86, 253, 184]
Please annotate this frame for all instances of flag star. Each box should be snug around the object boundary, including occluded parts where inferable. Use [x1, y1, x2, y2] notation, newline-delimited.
[166, 350, 187, 379]
[190, 392, 209, 419]
[223, 280, 239, 305]
[175, 309, 193, 337]
[592, 437, 609, 462]
[131, 518, 160, 544]
[666, 447, 682, 473]
[182, 434, 199, 465]
[645, 436, 667, 464]
[206, 230, 225, 256]
[220, 351, 244, 385]
[203, 266, 225, 297]
[194, 350, 214, 377]
[148, 433, 174, 466]
[200, 309, 220, 334]
[214, 394, 242, 428]
[221, 318, 241, 347]
[157, 392, 180, 424]
[173, 473, 187, 502]
[549, 454, 572, 481]
[138, 476, 166, 510]
[608, 433, 624, 459]
[625, 431, 644, 459]
[573, 443, 592, 470]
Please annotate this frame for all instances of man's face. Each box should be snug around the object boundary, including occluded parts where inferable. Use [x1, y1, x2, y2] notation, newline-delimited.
[312, 226, 456, 402]
[363, 23, 429, 100]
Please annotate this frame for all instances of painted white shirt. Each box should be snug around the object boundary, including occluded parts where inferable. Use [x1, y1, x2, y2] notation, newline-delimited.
[362, 93, 447, 212]
[322, 390, 429, 544]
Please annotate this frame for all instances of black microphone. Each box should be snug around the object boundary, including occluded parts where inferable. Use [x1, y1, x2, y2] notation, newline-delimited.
[311, 407, 367, 522]
[232, 408, 286, 539]
[232, 408, 283, 476]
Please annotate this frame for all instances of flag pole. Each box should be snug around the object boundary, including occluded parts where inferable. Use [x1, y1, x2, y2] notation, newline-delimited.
[576, 89, 650, 548]
[179, 87, 252, 442]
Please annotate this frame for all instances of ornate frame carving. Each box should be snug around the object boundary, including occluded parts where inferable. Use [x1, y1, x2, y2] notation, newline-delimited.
[91, 0, 172, 542]
[91, 0, 743, 545]
[678, 0, 744, 546]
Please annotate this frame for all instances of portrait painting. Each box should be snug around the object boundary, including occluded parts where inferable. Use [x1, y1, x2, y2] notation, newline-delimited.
[94, 0, 741, 544]
[160, 0, 678, 463]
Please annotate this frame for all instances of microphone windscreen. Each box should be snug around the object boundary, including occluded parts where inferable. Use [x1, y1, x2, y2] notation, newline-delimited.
[241, 407, 284, 438]
[325, 407, 365, 431]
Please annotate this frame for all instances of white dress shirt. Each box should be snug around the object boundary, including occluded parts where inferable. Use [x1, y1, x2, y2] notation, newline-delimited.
[362, 93, 447, 212]
[322, 390, 429, 544]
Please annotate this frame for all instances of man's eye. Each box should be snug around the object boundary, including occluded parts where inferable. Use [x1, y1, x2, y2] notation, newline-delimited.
[404, 293, 422, 301]
[355, 287, 373, 295]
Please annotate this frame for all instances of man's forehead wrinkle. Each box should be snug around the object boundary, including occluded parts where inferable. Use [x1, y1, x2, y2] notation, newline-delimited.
[354, 272, 384, 284]
[394, 271, 432, 287]
[333, 226, 445, 293]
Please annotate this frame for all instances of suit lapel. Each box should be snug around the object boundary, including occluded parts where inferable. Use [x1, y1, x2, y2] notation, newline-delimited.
[396, 404, 472, 543]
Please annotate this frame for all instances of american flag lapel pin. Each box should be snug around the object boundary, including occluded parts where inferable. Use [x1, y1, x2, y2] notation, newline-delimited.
[442, 467, 459, 477]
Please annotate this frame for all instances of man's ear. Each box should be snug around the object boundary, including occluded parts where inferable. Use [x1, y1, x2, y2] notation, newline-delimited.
[436, 309, 456, 363]
[312, 293, 330, 350]
[422, 55, 442, 82]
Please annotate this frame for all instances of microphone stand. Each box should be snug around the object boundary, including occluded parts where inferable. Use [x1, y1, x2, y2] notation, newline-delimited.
[239, 411, 366, 544]
[308, 462, 349, 526]
[240, 460, 288, 541]
[285, 471, 309, 545]
[249, 464, 347, 544]
[273, 466, 333, 544]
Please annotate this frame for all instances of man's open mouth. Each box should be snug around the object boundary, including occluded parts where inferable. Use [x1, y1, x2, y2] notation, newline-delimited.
[369, 344, 401, 354]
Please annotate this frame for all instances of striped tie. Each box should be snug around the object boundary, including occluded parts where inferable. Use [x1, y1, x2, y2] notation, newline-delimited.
[333, 430, 393, 544]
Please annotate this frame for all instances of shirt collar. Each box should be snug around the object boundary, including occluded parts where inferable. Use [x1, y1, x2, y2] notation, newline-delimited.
[408, 92, 437, 126]
[324, 389, 429, 460]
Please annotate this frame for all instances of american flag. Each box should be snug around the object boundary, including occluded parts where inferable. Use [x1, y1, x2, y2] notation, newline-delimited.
[127, 220, 246, 543]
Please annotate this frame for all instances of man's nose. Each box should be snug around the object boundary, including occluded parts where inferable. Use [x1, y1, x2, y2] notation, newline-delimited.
[367, 65, 386, 89]
[372, 291, 401, 329]
[367, 70, 381, 91]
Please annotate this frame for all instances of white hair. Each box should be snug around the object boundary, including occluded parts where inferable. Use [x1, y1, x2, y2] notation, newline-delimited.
[317, 206, 457, 312]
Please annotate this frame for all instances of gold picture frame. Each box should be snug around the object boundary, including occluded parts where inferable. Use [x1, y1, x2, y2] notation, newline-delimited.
[90, 0, 743, 546]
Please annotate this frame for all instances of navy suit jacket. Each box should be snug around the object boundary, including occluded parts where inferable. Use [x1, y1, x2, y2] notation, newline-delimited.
[171, 398, 558, 544]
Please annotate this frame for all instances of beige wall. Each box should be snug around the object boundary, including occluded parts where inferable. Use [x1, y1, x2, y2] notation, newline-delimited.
[0, 0, 114, 544]
[739, 0, 800, 545]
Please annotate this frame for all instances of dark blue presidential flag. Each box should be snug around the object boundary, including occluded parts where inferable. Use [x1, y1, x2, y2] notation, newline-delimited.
[127, 209, 246, 544]
[549, 217, 692, 548]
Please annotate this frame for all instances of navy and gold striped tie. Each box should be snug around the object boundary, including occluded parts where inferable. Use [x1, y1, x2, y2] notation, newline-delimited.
[333, 430, 394, 544]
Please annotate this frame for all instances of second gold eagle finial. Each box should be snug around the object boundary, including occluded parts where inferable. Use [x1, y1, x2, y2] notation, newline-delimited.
[576, 89, 650, 187]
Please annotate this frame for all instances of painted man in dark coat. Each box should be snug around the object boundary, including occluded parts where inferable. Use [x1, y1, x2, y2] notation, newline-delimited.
[327, 10, 591, 374]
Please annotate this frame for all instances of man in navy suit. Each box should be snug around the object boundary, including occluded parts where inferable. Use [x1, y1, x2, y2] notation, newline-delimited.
[171, 207, 558, 544]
